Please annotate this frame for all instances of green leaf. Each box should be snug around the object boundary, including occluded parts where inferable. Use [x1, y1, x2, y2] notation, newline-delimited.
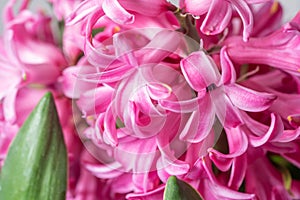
[0, 92, 68, 200]
[164, 176, 203, 200]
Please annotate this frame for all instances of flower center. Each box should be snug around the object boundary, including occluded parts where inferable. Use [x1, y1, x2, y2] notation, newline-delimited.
[206, 83, 217, 92]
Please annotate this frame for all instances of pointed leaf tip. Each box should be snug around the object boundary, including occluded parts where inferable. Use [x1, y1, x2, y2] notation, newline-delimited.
[0, 92, 67, 200]
[164, 176, 203, 200]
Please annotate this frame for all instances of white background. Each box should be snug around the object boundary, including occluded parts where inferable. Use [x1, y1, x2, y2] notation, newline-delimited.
[0, 0, 299, 32]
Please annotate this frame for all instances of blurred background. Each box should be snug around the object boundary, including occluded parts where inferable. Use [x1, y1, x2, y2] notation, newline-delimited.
[0, 0, 299, 32]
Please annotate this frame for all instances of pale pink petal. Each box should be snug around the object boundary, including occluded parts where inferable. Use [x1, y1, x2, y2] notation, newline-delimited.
[61, 65, 97, 99]
[114, 134, 158, 172]
[77, 86, 114, 117]
[137, 29, 183, 64]
[84, 161, 124, 179]
[159, 93, 205, 113]
[66, 0, 101, 25]
[3, 88, 18, 123]
[103, 103, 118, 146]
[103, 0, 135, 24]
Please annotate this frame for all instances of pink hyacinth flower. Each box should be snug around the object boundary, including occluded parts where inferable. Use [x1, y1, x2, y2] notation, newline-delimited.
[161, 47, 276, 143]
[171, 0, 271, 41]
[224, 11, 300, 74]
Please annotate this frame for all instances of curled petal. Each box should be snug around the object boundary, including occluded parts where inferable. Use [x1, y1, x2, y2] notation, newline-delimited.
[180, 95, 215, 143]
[209, 151, 233, 172]
[61, 65, 96, 99]
[114, 135, 158, 172]
[201, 0, 232, 35]
[137, 29, 182, 64]
[132, 171, 159, 192]
[159, 90, 206, 113]
[228, 154, 247, 190]
[77, 86, 114, 117]
[220, 47, 236, 84]
[249, 113, 284, 147]
[184, 0, 211, 16]
[212, 88, 242, 128]
[225, 84, 276, 112]
[273, 128, 300, 143]
[84, 9, 116, 67]
[84, 161, 123, 179]
[77, 64, 134, 83]
[230, 0, 253, 41]
[287, 114, 300, 128]
[126, 185, 164, 199]
[146, 82, 172, 100]
[103, 104, 118, 146]
[181, 51, 220, 91]
[103, 0, 135, 24]
[66, 0, 100, 25]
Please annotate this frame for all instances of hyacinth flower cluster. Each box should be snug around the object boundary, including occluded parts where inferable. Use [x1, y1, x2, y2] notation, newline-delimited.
[0, 0, 300, 199]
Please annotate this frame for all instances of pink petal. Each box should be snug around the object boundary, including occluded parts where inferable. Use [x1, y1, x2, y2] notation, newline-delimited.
[181, 51, 220, 91]
[225, 84, 276, 112]
[230, 0, 253, 41]
[205, 178, 255, 200]
[84, 10, 116, 67]
[146, 82, 172, 100]
[84, 161, 124, 179]
[126, 185, 164, 200]
[212, 88, 242, 128]
[273, 128, 300, 143]
[220, 47, 236, 85]
[208, 151, 233, 171]
[132, 171, 159, 192]
[159, 90, 206, 113]
[209, 126, 248, 168]
[201, 0, 232, 35]
[3, 88, 18, 123]
[113, 30, 149, 66]
[119, 0, 168, 16]
[61, 65, 97, 99]
[228, 154, 247, 190]
[137, 29, 183, 64]
[66, 0, 100, 25]
[124, 101, 166, 138]
[114, 134, 158, 172]
[103, 103, 118, 146]
[102, 0, 135, 24]
[77, 85, 114, 117]
[249, 113, 284, 147]
[184, 0, 211, 16]
[180, 95, 215, 143]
